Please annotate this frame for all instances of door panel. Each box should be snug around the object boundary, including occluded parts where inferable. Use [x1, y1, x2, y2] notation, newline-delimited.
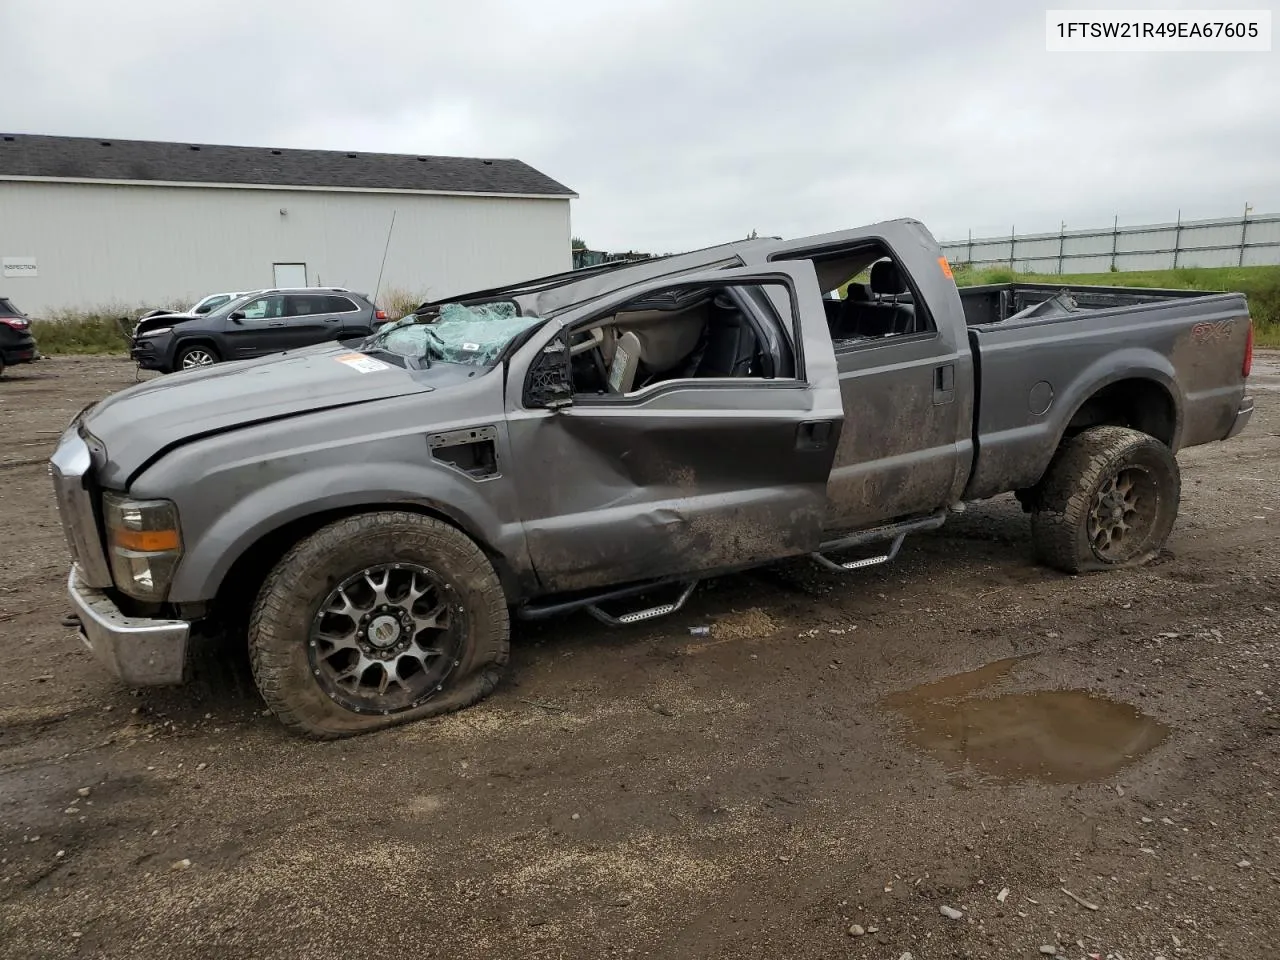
[824, 334, 973, 533]
[504, 262, 844, 594]
[279, 295, 340, 350]
[742, 225, 975, 534]
[222, 294, 289, 358]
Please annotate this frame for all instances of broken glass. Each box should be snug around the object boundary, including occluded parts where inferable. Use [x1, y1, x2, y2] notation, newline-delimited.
[364, 301, 542, 367]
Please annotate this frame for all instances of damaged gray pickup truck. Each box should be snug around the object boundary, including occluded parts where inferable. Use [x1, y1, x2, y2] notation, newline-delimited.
[50, 219, 1256, 738]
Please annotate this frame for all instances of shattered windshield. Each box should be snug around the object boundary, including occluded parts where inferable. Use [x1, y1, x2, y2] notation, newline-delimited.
[362, 301, 542, 367]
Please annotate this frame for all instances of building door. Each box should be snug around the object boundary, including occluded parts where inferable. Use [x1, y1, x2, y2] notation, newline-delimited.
[273, 262, 307, 288]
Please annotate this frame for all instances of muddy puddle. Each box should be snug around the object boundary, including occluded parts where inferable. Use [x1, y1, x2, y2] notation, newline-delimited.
[885, 658, 1169, 784]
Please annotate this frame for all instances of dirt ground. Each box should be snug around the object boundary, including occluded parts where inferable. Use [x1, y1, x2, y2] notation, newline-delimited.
[1, 353, 1277, 960]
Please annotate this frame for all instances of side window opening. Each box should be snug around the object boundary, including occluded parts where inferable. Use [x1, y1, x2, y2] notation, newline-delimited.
[286, 295, 321, 316]
[325, 296, 358, 313]
[798, 243, 937, 350]
[565, 281, 797, 398]
[239, 296, 284, 321]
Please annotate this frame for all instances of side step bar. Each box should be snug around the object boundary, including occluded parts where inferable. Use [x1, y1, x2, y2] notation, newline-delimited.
[586, 580, 699, 627]
[810, 509, 948, 573]
[516, 577, 699, 625]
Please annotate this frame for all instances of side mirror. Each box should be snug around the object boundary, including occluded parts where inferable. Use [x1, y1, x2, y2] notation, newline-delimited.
[523, 337, 573, 411]
[544, 386, 574, 412]
[228, 311, 245, 323]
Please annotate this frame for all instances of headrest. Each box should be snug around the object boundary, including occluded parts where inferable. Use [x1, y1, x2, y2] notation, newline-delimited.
[844, 282, 871, 302]
[869, 259, 907, 295]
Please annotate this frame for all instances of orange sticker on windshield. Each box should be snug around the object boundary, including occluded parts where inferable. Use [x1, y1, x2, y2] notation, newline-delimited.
[938, 256, 954, 279]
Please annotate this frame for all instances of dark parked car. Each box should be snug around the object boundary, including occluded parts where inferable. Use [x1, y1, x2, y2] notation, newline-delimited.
[130, 288, 387, 372]
[0, 297, 39, 377]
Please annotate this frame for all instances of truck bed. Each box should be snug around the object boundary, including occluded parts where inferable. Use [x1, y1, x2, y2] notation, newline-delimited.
[959, 283, 1252, 501]
[958, 282, 1218, 327]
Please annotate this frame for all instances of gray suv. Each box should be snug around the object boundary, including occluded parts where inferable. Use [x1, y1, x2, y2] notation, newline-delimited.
[130, 288, 388, 372]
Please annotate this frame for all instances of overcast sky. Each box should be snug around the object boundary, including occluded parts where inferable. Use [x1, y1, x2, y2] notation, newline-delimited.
[4, 0, 1278, 252]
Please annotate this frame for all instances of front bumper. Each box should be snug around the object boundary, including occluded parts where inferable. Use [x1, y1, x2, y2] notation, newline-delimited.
[1225, 396, 1254, 440]
[129, 332, 175, 370]
[68, 566, 190, 685]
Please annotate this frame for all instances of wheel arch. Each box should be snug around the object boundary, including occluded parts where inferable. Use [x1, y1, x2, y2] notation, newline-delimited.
[1058, 374, 1180, 449]
[1027, 356, 1185, 493]
[1013, 372, 1181, 509]
[207, 500, 522, 631]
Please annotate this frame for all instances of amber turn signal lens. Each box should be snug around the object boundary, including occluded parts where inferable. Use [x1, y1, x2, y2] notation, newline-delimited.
[110, 528, 181, 552]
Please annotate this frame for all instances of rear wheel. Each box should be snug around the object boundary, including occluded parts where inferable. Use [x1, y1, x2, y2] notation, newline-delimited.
[176, 343, 219, 370]
[1031, 426, 1180, 573]
[248, 512, 509, 739]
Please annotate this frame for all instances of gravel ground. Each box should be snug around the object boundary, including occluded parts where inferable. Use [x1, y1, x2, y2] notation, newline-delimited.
[1, 353, 1277, 960]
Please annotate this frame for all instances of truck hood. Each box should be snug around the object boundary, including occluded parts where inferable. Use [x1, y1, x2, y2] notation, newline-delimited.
[84, 343, 435, 486]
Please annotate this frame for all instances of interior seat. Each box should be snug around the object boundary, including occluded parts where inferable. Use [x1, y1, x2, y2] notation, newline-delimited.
[839, 275, 894, 337]
[608, 331, 643, 393]
[694, 293, 757, 377]
[868, 260, 918, 335]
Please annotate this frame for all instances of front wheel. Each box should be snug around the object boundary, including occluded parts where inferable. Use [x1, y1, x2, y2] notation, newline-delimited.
[1031, 425, 1181, 573]
[175, 343, 219, 371]
[248, 512, 510, 739]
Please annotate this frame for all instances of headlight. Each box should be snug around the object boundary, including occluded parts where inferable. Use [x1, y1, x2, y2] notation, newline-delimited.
[102, 493, 183, 601]
[137, 326, 172, 337]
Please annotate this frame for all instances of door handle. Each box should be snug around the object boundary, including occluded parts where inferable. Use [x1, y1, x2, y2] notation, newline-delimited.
[268, 321, 286, 327]
[933, 363, 955, 405]
[796, 419, 835, 450]
[324, 317, 340, 323]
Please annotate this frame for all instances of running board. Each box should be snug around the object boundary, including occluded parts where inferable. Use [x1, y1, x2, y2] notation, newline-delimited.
[516, 577, 699, 625]
[585, 580, 699, 627]
[810, 510, 948, 573]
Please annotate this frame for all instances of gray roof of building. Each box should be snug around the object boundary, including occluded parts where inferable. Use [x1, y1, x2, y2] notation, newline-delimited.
[0, 133, 576, 197]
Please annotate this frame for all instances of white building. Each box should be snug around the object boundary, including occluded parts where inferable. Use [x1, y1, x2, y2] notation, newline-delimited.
[0, 134, 577, 314]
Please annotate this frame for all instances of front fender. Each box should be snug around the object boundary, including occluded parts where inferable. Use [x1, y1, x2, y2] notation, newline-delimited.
[165, 461, 527, 603]
[122, 375, 528, 605]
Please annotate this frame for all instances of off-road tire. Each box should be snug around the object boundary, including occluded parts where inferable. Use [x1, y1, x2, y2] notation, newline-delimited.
[1031, 425, 1180, 574]
[248, 512, 509, 739]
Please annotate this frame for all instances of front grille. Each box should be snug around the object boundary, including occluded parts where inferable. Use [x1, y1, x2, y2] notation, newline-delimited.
[48, 430, 114, 589]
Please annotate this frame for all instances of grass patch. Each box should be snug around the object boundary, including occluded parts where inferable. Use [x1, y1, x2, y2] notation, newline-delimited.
[29, 303, 176, 355]
[377, 287, 432, 321]
[1256, 325, 1280, 348]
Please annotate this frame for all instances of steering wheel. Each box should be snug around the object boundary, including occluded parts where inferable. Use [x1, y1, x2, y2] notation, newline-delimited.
[569, 326, 604, 355]
[568, 326, 610, 387]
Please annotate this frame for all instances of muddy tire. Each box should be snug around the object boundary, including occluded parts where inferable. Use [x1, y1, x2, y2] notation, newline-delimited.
[248, 511, 509, 739]
[1031, 426, 1180, 574]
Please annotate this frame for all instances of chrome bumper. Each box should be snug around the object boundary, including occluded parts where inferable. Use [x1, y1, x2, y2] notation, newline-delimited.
[68, 566, 189, 685]
[49, 427, 114, 589]
[1225, 397, 1254, 440]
